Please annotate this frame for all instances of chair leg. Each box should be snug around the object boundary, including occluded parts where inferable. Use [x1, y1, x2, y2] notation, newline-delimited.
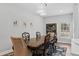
[53, 46, 56, 53]
[43, 49, 45, 56]
[54, 46, 57, 53]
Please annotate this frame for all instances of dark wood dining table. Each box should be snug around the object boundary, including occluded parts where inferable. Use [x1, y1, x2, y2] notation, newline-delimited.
[27, 36, 45, 49]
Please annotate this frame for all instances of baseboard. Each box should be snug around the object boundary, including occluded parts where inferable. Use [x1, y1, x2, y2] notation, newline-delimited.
[71, 52, 79, 56]
[58, 41, 71, 45]
[0, 49, 13, 56]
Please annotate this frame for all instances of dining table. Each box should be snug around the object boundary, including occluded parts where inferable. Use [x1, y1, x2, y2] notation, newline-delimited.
[27, 36, 45, 49]
[26, 36, 45, 55]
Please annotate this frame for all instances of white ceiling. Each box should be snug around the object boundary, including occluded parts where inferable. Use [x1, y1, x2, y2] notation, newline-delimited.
[41, 3, 73, 16]
[0, 3, 74, 17]
[17, 3, 74, 17]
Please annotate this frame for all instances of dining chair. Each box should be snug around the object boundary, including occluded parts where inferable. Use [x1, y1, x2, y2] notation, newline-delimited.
[11, 37, 32, 56]
[22, 32, 30, 43]
[47, 32, 58, 55]
[36, 32, 41, 40]
[34, 34, 50, 56]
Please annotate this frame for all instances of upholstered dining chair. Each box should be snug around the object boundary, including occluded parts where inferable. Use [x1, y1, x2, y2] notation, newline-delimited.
[34, 34, 50, 56]
[36, 32, 41, 40]
[11, 37, 32, 56]
[22, 32, 30, 43]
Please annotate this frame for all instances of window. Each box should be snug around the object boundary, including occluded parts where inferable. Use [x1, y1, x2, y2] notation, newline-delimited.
[61, 23, 70, 32]
[61, 23, 70, 37]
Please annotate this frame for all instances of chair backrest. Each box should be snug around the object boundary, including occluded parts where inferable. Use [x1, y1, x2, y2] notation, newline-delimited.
[42, 34, 50, 56]
[22, 32, 30, 41]
[36, 32, 41, 40]
[11, 37, 32, 56]
[44, 34, 50, 45]
[11, 37, 23, 49]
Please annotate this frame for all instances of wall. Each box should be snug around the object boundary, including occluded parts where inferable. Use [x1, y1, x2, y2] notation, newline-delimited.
[44, 13, 73, 43]
[0, 4, 44, 51]
[71, 4, 79, 55]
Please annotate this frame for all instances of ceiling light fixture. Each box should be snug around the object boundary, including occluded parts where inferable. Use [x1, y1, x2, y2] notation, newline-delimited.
[60, 10, 63, 13]
[37, 10, 45, 13]
[40, 12, 46, 16]
[37, 3, 47, 16]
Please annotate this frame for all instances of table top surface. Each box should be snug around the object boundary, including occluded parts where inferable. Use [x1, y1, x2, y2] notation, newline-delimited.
[11, 36, 45, 49]
[27, 37, 45, 48]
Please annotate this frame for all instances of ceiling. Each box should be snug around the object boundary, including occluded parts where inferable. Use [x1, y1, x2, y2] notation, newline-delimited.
[0, 3, 74, 17]
[17, 3, 74, 17]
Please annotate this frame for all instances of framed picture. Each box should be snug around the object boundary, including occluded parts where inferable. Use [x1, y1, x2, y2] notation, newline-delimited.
[46, 23, 57, 34]
[13, 20, 18, 26]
